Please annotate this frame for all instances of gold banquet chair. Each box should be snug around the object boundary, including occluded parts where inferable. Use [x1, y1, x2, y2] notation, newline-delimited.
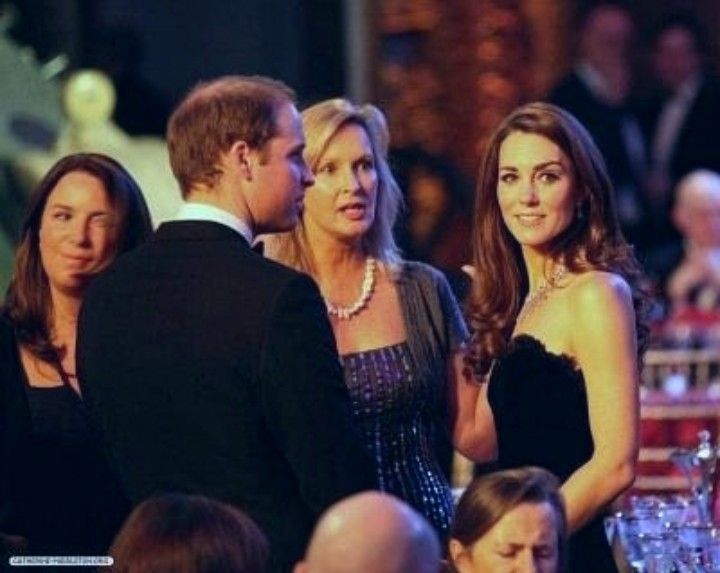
[635, 347, 720, 493]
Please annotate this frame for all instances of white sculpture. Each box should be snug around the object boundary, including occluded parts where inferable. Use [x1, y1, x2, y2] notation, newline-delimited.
[12, 69, 182, 227]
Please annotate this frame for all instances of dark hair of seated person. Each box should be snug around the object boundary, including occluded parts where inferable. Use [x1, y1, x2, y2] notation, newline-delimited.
[450, 467, 568, 573]
[109, 493, 270, 573]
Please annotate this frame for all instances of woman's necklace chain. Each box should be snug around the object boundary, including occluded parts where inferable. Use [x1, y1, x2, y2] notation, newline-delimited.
[517, 264, 568, 324]
[325, 257, 376, 320]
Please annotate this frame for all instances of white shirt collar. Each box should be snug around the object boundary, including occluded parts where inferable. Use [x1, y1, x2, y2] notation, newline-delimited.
[673, 74, 702, 103]
[174, 202, 253, 245]
[576, 61, 609, 101]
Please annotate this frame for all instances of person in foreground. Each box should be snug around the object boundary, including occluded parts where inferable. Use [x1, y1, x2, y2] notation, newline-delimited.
[449, 467, 567, 573]
[0, 153, 152, 557]
[76, 76, 376, 573]
[110, 493, 269, 573]
[267, 98, 494, 538]
[294, 491, 440, 573]
[465, 102, 648, 572]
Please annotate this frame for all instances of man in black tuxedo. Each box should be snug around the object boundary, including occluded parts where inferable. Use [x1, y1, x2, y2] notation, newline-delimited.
[640, 12, 720, 250]
[76, 76, 376, 573]
[550, 3, 649, 249]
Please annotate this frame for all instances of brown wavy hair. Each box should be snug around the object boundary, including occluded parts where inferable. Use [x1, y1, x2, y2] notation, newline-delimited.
[450, 467, 567, 573]
[466, 102, 650, 377]
[3, 152, 153, 363]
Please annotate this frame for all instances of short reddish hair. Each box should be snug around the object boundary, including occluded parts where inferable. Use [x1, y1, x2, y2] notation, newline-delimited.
[167, 75, 295, 197]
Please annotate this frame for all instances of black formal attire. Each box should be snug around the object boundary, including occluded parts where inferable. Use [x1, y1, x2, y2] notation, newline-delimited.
[550, 70, 649, 248]
[641, 76, 720, 191]
[639, 75, 720, 248]
[641, 240, 683, 308]
[0, 313, 128, 561]
[76, 220, 376, 573]
[488, 334, 618, 573]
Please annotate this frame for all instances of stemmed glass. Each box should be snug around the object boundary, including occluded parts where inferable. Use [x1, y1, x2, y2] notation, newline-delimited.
[670, 430, 719, 524]
[673, 523, 720, 572]
[613, 507, 671, 572]
[612, 496, 700, 571]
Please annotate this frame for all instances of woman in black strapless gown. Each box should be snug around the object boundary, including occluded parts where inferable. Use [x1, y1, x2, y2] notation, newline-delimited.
[487, 335, 618, 571]
[463, 103, 650, 572]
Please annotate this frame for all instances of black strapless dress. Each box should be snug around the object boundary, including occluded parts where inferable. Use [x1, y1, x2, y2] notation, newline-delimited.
[487, 334, 618, 573]
[11, 385, 129, 557]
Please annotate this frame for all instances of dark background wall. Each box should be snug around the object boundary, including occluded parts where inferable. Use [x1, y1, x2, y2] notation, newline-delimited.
[5, 0, 346, 135]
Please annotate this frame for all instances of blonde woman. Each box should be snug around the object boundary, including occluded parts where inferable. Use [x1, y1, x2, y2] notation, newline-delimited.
[267, 99, 493, 538]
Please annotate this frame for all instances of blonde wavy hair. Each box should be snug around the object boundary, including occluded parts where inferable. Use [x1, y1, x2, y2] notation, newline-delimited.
[265, 98, 403, 274]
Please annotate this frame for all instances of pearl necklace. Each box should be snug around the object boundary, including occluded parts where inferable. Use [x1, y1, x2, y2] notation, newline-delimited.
[516, 264, 568, 324]
[325, 257, 376, 320]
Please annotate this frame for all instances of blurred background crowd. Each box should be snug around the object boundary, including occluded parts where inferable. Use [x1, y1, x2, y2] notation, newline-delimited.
[1, 0, 719, 313]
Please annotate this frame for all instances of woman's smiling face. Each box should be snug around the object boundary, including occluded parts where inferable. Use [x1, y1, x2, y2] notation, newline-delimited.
[496, 131, 577, 255]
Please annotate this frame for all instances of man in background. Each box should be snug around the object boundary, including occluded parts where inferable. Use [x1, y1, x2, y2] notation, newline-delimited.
[550, 2, 649, 248]
[665, 170, 720, 311]
[640, 12, 720, 251]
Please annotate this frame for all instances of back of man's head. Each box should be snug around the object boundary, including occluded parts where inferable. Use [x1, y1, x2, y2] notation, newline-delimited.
[296, 492, 440, 573]
[166, 75, 295, 198]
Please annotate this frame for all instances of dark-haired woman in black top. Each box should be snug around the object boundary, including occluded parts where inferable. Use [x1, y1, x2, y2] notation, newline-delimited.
[0, 153, 152, 557]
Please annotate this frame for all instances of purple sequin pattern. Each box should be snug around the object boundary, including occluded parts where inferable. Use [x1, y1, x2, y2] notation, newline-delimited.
[341, 342, 453, 536]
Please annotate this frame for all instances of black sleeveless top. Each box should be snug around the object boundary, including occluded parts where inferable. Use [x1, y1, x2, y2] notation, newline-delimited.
[9, 377, 128, 557]
[488, 334, 618, 573]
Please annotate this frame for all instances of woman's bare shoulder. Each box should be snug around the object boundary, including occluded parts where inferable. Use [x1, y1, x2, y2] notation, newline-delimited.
[567, 270, 632, 308]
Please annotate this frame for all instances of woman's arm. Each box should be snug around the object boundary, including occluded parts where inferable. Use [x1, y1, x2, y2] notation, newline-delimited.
[562, 271, 639, 533]
[446, 349, 497, 462]
[428, 264, 498, 463]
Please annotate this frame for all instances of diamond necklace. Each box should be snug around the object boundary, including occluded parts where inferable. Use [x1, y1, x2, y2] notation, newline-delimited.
[325, 257, 376, 320]
[516, 264, 568, 324]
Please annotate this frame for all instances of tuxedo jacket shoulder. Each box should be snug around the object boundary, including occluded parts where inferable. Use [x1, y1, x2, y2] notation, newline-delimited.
[77, 221, 376, 572]
[673, 77, 720, 178]
[640, 76, 720, 181]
